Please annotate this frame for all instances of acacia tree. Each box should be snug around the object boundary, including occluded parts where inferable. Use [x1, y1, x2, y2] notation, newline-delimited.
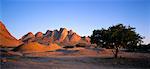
[91, 24, 143, 58]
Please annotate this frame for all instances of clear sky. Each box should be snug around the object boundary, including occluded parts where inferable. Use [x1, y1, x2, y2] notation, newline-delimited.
[0, 0, 150, 44]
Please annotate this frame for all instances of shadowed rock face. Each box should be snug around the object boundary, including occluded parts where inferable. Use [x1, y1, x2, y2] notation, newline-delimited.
[0, 21, 22, 47]
[57, 28, 68, 42]
[53, 30, 59, 41]
[44, 30, 52, 38]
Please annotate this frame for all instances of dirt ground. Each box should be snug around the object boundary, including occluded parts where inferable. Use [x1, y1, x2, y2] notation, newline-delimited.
[0, 56, 150, 69]
[0, 48, 150, 69]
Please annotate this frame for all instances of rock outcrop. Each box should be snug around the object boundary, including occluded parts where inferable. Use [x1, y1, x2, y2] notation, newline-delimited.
[0, 21, 91, 54]
[44, 30, 52, 38]
[82, 36, 91, 44]
[20, 28, 90, 46]
[35, 32, 43, 38]
[69, 33, 81, 45]
[0, 21, 22, 47]
[57, 28, 68, 42]
[20, 32, 35, 43]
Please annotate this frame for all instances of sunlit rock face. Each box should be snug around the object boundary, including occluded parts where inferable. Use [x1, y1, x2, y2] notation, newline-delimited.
[13, 42, 61, 53]
[0, 21, 22, 47]
[68, 30, 74, 36]
[20, 32, 35, 43]
[82, 36, 91, 44]
[0, 21, 91, 47]
[0, 21, 92, 54]
[69, 33, 81, 45]
[35, 32, 43, 38]
[20, 27, 91, 46]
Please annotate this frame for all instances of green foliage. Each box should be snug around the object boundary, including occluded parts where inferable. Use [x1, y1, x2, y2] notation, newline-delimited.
[91, 24, 143, 58]
[128, 43, 150, 52]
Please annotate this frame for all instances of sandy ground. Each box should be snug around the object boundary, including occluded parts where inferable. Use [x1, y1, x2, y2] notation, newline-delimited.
[0, 48, 150, 69]
[1, 56, 150, 69]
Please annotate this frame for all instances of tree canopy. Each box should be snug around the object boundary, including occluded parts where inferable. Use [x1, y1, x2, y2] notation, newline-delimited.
[90, 24, 143, 58]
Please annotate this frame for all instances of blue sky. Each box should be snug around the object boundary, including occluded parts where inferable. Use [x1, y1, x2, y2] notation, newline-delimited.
[0, 0, 150, 44]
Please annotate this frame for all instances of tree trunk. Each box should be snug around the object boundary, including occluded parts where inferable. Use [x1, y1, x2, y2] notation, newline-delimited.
[114, 47, 119, 58]
[112, 47, 119, 58]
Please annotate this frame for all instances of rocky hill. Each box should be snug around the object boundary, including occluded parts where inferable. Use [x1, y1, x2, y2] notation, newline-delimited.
[0, 21, 91, 53]
[0, 21, 22, 47]
[20, 28, 91, 46]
